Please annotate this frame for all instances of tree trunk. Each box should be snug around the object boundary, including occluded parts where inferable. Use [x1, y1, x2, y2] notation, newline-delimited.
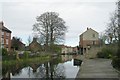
[45, 26, 49, 52]
[50, 28, 54, 52]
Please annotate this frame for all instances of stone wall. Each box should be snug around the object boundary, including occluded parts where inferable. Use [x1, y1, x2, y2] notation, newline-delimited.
[84, 46, 102, 59]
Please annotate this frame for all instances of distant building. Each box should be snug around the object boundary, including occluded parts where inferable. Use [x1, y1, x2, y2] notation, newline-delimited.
[29, 37, 41, 52]
[72, 46, 78, 53]
[61, 45, 74, 54]
[11, 37, 25, 51]
[0, 22, 12, 51]
[79, 28, 100, 54]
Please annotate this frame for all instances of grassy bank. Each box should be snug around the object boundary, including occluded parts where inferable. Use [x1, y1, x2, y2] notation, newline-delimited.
[2, 55, 50, 67]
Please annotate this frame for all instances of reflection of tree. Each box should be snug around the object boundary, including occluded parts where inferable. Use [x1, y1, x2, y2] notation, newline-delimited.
[49, 61, 54, 79]
[54, 64, 66, 79]
[35, 64, 46, 78]
[61, 55, 73, 62]
[25, 66, 33, 78]
[11, 64, 23, 76]
[31, 57, 66, 79]
[2, 63, 23, 79]
[44, 62, 49, 79]
[2, 56, 67, 79]
[47, 57, 66, 79]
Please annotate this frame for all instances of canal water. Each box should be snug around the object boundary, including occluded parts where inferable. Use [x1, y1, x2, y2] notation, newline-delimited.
[2, 55, 80, 79]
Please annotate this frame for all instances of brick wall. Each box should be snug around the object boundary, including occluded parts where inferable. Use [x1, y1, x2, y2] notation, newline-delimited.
[2, 31, 11, 51]
[80, 40, 100, 48]
[0, 22, 11, 51]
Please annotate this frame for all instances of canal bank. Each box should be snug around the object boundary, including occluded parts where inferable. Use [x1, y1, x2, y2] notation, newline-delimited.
[2, 55, 80, 79]
[76, 58, 120, 79]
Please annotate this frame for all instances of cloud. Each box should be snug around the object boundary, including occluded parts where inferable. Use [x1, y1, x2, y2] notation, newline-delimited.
[0, 3, 2, 21]
[1, 1, 117, 46]
[0, 0, 118, 2]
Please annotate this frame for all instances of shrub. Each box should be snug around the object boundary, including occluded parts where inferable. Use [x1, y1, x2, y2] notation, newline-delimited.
[2, 50, 17, 61]
[15, 52, 20, 60]
[97, 47, 113, 59]
[23, 51, 29, 59]
[2, 48, 8, 56]
[112, 57, 120, 69]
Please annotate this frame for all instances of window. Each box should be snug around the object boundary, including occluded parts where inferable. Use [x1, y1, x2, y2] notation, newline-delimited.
[6, 33, 9, 37]
[2, 32, 4, 36]
[2, 32, 4, 38]
[6, 39, 9, 44]
[1, 38, 4, 44]
[93, 34, 95, 38]
[1, 44, 4, 48]
[6, 33, 9, 39]
[92, 41, 96, 45]
[6, 45, 8, 48]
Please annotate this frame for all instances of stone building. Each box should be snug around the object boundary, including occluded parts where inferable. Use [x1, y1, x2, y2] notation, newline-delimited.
[61, 45, 73, 54]
[79, 28, 100, 54]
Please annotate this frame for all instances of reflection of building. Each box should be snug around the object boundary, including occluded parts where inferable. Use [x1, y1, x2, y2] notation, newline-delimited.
[61, 55, 72, 62]
[79, 28, 99, 54]
[0, 22, 12, 51]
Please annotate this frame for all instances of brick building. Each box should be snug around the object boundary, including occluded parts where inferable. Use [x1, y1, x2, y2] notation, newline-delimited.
[11, 37, 25, 51]
[79, 28, 100, 54]
[29, 37, 41, 52]
[0, 22, 12, 51]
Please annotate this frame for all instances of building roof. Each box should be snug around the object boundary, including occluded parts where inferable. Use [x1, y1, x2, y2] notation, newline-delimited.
[80, 28, 98, 36]
[11, 37, 25, 46]
[2, 26, 12, 33]
[0, 21, 12, 33]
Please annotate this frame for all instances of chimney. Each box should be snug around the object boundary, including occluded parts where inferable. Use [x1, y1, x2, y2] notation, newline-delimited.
[33, 37, 37, 42]
[87, 27, 89, 30]
[0, 21, 4, 26]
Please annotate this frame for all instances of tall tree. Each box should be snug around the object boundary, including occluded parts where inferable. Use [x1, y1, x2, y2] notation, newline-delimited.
[33, 12, 67, 52]
[99, 32, 107, 45]
[117, 0, 120, 58]
[105, 11, 118, 43]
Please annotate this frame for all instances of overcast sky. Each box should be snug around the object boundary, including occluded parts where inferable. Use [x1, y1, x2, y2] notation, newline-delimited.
[0, 0, 118, 46]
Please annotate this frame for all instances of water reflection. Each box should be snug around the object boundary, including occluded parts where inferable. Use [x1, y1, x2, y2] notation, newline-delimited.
[2, 55, 80, 79]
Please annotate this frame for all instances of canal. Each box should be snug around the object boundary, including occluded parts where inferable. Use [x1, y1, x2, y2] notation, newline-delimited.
[2, 55, 81, 79]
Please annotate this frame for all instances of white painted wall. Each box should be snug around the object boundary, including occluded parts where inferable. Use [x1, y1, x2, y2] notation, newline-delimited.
[83, 28, 99, 40]
[61, 46, 73, 54]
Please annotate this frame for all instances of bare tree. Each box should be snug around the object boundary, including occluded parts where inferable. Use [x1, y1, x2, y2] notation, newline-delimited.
[112, 0, 120, 69]
[117, 0, 120, 58]
[33, 12, 67, 52]
[105, 11, 118, 43]
[27, 36, 32, 46]
[99, 32, 107, 45]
